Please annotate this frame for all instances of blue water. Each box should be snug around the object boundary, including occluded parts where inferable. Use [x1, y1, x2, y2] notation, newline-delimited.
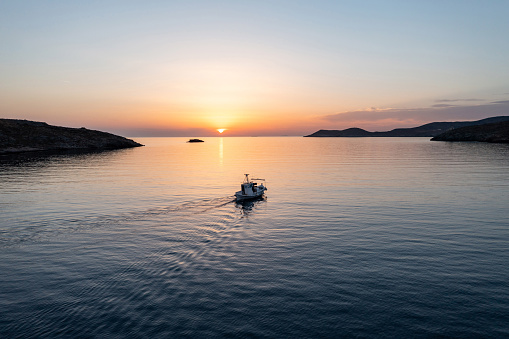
[1, 137, 509, 337]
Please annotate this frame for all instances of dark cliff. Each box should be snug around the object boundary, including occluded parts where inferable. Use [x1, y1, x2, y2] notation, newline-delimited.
[431, 121, 509, 143]
[0, 119, 143, 154]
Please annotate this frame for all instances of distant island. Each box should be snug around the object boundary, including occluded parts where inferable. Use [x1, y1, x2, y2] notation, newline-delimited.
[0, 119, 143, 154]
[431, 120, 509, 143]
[305, 116, 509, 138]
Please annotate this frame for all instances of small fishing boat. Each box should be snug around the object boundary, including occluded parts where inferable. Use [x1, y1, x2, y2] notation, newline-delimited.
[235, 174, 267, 201]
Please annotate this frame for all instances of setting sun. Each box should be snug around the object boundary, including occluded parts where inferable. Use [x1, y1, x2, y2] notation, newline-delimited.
[217, 129, 227, 133]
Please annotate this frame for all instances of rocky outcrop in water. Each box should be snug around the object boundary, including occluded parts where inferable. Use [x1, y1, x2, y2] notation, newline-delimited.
[0, 119, 143, 154]
[431, 121, 509, 143]
[305, 116, 509, 137]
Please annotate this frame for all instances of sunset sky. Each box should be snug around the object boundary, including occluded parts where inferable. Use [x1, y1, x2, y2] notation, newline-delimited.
[1, 1, 509, 136]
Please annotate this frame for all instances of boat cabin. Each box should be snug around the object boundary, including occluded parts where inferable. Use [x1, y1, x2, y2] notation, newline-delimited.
[241, 181, 258, 195]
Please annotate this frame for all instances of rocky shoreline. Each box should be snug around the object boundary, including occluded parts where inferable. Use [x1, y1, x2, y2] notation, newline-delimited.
[0, 119, 143, 154]
[431, 121, 509, 143]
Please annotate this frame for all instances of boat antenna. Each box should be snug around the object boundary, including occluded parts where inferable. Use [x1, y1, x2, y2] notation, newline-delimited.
[244, 174, 250, 183]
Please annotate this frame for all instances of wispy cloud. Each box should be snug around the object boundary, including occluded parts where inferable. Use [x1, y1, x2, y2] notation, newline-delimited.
[320, 100, 509, 131]
[108, 127, 213, 137]
[435, 98, 484, 103]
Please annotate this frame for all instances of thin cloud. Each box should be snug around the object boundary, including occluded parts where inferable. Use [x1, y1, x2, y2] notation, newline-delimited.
[107, 127, 213, 137]
[321, 100, 509, 130]
[435, 98, 485, 103]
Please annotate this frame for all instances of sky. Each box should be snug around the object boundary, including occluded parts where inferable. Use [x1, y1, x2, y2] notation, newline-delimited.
[1, 0, 509, 136]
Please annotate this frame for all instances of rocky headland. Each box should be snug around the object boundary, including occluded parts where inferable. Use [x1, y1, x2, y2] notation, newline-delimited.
[0, 119, 143, 154]
[305, 116, 509, 137]
[431, 120, 509, 143]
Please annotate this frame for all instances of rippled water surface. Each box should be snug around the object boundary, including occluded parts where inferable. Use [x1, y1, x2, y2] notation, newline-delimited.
[1, 137, 509, 337]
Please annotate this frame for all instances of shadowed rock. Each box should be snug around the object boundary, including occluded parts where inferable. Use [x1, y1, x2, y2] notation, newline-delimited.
[431, 121, 509, 143]
[0, 119, 143, 154]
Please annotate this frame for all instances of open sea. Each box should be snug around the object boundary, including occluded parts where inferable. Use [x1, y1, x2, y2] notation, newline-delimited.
[1, 136, 509, 338]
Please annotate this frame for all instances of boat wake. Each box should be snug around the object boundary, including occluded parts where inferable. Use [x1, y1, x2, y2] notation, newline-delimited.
[0, 196, 242, 248]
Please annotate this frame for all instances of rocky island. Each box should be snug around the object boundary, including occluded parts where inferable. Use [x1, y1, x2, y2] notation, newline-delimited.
[431, 120, 509, 143]
[0, 119, 143, 154]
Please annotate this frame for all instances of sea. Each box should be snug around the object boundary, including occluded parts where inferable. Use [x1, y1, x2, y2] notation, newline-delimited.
[1, 137, 508, 338]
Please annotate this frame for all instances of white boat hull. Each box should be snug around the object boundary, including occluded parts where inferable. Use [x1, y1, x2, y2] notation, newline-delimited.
[235, 186, 267, 201]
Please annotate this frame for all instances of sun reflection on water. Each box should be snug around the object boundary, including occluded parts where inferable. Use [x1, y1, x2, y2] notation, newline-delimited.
[219, 137, 223, 165]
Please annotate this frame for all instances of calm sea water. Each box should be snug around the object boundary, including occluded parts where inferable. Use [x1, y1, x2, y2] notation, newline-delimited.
[1, 137, 509, 338]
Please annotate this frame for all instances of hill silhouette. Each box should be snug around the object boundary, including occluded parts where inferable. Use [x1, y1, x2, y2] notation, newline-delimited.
[305, 116, 509, 137]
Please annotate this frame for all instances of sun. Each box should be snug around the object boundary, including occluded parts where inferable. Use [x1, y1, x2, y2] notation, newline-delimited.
[217, 129, 227, 133]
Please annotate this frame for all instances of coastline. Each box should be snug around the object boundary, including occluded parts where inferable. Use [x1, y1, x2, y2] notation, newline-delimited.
[0, 119, 143, 154]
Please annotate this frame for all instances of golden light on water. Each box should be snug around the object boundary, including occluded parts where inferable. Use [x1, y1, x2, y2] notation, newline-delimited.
[217, 129, 226, 133]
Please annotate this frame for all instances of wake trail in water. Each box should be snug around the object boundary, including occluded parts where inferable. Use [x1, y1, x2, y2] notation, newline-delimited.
[0, 195, 239, 248]
[109, 195, 246, 283]
[61, 195, 250, 320]
[133, 196, 237, 218]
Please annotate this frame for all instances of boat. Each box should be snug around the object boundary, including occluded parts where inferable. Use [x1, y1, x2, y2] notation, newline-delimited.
[187, 139, 204, 143]
[235, 174, 267, 201]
